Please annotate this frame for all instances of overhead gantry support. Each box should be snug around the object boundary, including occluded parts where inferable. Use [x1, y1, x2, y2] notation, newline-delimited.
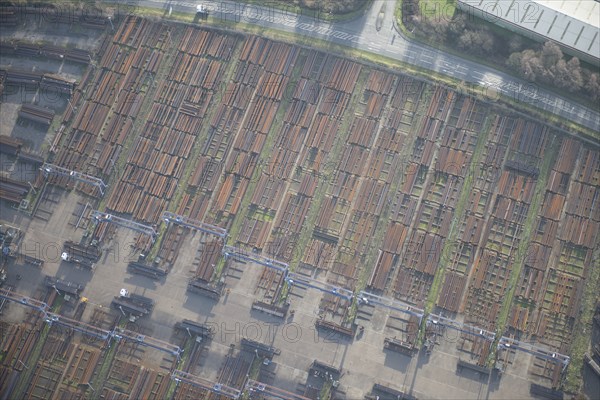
[45, 313, 111, 340]
[223, 245, 288, 272]
[498, 337, 570, 368]
[162, 211, 227, 238]
[286, 272, 354, 301]
[0, 288, 49, 313]
[41, 163, 107, 195]
[358, 290, 423, 320]
[91, 211, 158, 238]
[427, 313, 496, 342]
[112, 327, 182, 358]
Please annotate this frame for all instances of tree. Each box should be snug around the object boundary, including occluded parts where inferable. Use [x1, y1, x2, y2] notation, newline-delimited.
[447, 13, 467, 38]
[458, 29, 495, 55]
[564, 57, 583, 92]
[419, 14, 450, 42]
[507, 51, 523, 71]
[508, 49, 543, 81]
[508, 35, 525, 53]
[583, 69, 600, 101]
[544, 55, 583, 92]
[540, 41, 563, 69]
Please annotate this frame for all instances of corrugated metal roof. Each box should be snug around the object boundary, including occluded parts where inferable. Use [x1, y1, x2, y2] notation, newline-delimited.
[458, 0, 600, 63]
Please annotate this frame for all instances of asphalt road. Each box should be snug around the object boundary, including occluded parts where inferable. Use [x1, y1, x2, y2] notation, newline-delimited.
[142, 0, 600, 135]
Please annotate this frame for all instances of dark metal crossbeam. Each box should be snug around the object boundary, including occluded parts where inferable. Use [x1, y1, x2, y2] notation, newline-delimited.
[223, 245, 288, 272]
[162, 211, 227, 238]
[42, 163, 107, 195]
[91, 211, 157, 237]
[286, 273, 353, 301]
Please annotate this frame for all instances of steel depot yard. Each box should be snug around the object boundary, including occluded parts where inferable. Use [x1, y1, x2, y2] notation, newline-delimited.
[0, 3, 599, 400]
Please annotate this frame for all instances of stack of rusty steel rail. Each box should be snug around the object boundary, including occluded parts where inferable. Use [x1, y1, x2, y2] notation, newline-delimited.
[0, 135, 22, 156]
[175, 35, 306, 275]
[297, 59, 364, 276]
[107, 24, 236, 228]
[507, 137, 581, 339]
[207, 36, 298, 229]
[106, 358, 142, 397]
[62, 345, 101, 386]
[90, 218, 117, 245]
[0, 69, 75, 95]
[0, 69, 5, 97]
[12, 3, 107, 28]
[401, 96, 483, 311]
[193, 239, 223, 283]
[513, 136, 599, 382]
[62, 240, 101, 270]
[294, 67, 396, 310]
[464, 118, 548, 331]
[127, 369, 170, 399]
[1, 323, 41, 371]
[2, 69, 42, 85]
[127, 261, 167, 280]
[111, 293, 154, 318]
[53, 16, 170, 200]
[367, 384, 417, 400]
[154, 225, 186, 269]
[316, 293, 355, 336]
[24, 364, 63, 399]
[0, 176, 29, 204]
[18, 103, 55, 125]
[0, 3, 18, 26]
[185, 239, 225, 300]
[255, 55, 342, 272]
[40, 74, 75, 95]
[456, 332, 491, 366]
[354, 77, 428, 300]
[0, 291, 47, 399]
[205, 51, 341, 301]
[59, 67, 93, 126]
[0, 41, 91, 64]
[216, 349, 253, 391]
[253, 266, 286, 307]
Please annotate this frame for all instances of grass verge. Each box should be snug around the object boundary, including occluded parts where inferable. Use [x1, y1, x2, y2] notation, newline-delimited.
[394, 1, 599, 114]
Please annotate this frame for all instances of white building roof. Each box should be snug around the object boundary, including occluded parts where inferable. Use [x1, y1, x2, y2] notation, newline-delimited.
[458, 0, 600, 64]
